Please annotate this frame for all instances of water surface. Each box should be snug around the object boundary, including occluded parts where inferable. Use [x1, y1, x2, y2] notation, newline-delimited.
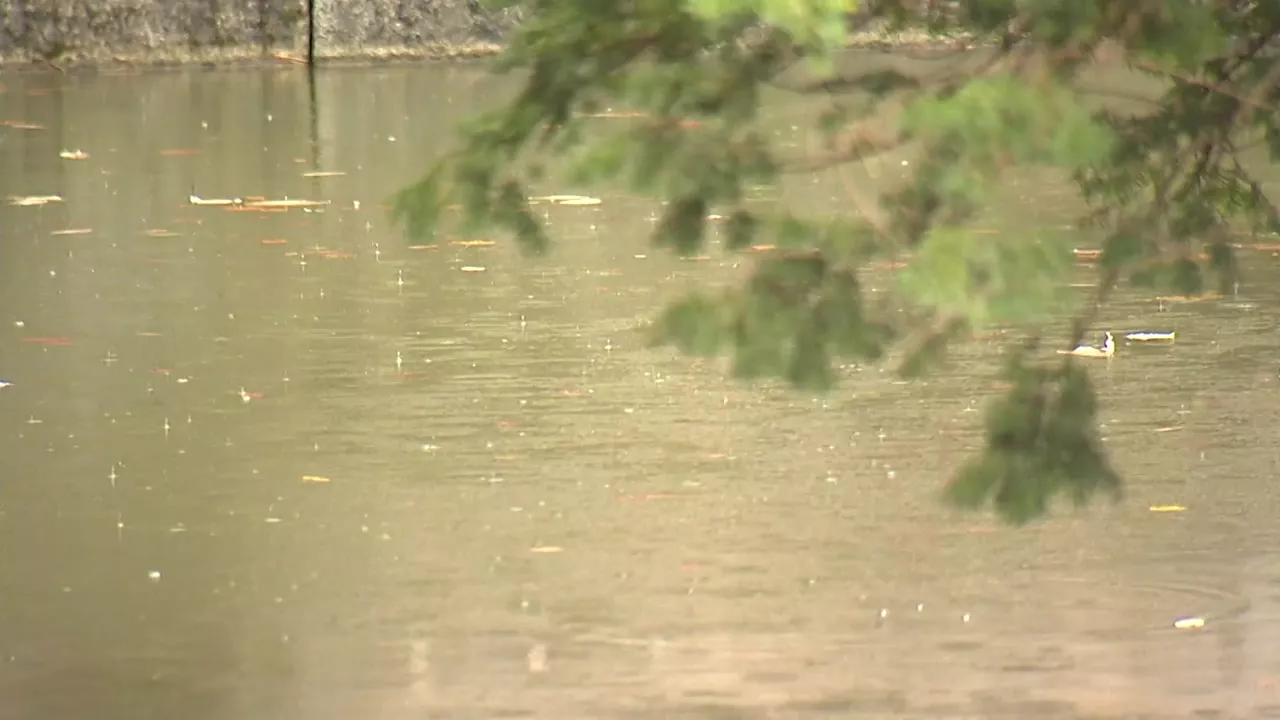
[1, 61, 1279, 719]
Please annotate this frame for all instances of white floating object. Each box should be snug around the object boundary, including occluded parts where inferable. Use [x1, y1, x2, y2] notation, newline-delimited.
[188, 194, 240, 206]
[529, 194, 602, 206]
[1173, 616, 1204, 629]
[59, 149, 89, 160]
[459, 266, 486, 273]
[1125, 331, 1176, 342]
[148, 570, 161, 580]
[8, 194, 63, 206]
[0, 380, 13, 389]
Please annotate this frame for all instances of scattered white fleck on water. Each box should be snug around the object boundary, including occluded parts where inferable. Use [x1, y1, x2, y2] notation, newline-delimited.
[148, 571, 161, 581]
[962, 613, 971, 623]
[879, 608, 889, 619]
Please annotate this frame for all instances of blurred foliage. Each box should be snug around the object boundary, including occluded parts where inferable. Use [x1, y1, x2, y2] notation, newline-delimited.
[395, 0, 1280, 524]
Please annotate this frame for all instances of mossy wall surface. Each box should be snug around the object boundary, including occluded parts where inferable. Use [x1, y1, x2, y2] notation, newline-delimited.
[0, 0, 521, 67]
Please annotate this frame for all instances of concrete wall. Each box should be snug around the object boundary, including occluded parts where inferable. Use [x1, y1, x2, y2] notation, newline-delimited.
[0, 0, 523, 67]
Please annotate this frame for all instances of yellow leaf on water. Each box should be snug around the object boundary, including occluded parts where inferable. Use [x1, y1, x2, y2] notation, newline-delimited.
[1149, 505, 1186, 512]
[301, 475, 331, 483]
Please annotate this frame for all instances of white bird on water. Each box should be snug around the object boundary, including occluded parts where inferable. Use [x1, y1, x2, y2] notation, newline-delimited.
[1058, 331, 1115, 359]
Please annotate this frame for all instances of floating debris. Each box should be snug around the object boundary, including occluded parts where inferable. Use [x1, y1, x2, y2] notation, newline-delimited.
[244, 198, 331, 209]
[583, 111, 647, 119]
[50, 228, 93, 236]
[1, 120, 44, 130]
[1149, 505, 1186, 512]
[1072, 248, 1102, 261]
[145, 229, 181, 238]
[58, 149, 89, 160]
[301, 475, 331, 484]
[189, 194, 240, 206]
[450, 239, 497, 247]
[1126, 331, 1176, 342]
[1157, 293, 1220, 303]
[1235, 242, 1280, 252]
[530, 546, 563, 553]
[9, 194, 63, 206]
[301, 171, 345, 178]
[0, 380, 13, 389]
[1173, 616, 1204, 630]
[529, 194, 602, 206]
[459, 266, 487, 273]
[22, 336, 73, 346]
[188, 194, 329, 209]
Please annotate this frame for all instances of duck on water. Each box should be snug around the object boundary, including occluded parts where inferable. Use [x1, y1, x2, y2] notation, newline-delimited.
[1058, 331, 1115, 359]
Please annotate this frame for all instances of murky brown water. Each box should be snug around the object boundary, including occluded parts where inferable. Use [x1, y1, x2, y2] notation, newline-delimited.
[2, 62, 1280, 720]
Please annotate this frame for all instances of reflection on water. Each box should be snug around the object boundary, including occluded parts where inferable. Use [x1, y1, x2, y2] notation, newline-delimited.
[1, 63, 1279, 720]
